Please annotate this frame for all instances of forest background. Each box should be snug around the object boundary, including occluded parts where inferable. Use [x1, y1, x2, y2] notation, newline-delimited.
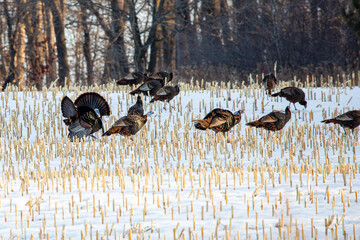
[0, 0, 360, 90]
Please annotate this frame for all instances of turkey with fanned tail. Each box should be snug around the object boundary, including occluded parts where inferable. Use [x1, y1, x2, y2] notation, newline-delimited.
[61, 92, 111, 140]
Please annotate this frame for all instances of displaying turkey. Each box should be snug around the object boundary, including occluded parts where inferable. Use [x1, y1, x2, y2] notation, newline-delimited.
[271, 87, 307, 110]
[150, 85, 180, 103]
[263, 73, 277, 95]
[102, 111, 154, 137]
[116, 72, 148, 86]
[246, 106, 291, 131]
[61, 92, 111, 140]
[128, 95, 144, 116]
[194, 108, 243, 133]
[130, 71, 173, 96]
[321, 110, 360, 133]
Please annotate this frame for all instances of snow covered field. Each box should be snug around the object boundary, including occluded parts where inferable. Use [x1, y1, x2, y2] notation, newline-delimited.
[0, 82, 359, 239]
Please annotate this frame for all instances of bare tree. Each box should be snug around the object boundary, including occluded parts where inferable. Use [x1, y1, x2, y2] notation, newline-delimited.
[126, 0, 165, 72]
[2, 0, 26, 90]
[44, 4, 57, 87]
[79, 4, 93, 85]
[175, 0, 191, 68]
[78, 0, 129, 82]
[26, 0, 46, 89]
[342, 0, 360, 37]
[47, 0, 70, 87]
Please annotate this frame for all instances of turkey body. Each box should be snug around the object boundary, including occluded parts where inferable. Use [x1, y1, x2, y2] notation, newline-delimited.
[272, 87, 307, 109]
[61, 92, 111, 140]
[116, 72, 148, 86]
[150, 85, 180, 103]
[322, 110, 360, 133]
[194, 108, 243, 133]
[263, 73, 277, 95]
[103, 112, 153, 137]
[128, 95, 144, 116]
[246, 106, 291, 131]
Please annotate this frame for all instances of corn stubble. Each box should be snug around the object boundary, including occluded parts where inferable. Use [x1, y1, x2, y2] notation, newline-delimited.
[0, 77, 359, 240]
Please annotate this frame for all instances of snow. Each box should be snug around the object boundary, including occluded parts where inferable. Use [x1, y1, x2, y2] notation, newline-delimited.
[0, 85, 359, 239]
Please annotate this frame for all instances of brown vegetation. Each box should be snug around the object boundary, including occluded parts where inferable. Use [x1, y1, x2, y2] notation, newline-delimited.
[0, 0, 359, 89]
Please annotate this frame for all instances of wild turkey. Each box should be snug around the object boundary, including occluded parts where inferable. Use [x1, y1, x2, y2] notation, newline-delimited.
[128, 95, 144, 116]
[116, 72, 148, 86]
[263, 73, 277, 95]
[150, 85, 180, 103]
[102, 111, 153, 137]
[194, 108, 243, 133]
[271, 87, 307, 110]
[148, 71, 173, 83]
[246, 106, 291, 131]
[130, 71, 173, 96]
[321, 110, 360, 133]
[130, 78, 165, 96]
[61, 92, 111, 140]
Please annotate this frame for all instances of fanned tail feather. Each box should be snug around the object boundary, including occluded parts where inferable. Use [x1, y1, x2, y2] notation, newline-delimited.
[74, 92, 110, 116]
[61, 96, 77, 126]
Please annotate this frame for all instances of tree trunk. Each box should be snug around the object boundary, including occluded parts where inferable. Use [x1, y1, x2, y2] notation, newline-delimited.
[175, 0, 191, 68]
[80, 5, 93, 85]
[44, 5, 57, 87]
[26, 0, 46, 89]
[109, 0, 129, 77]
[2, 0, 17, 90]
[48, 0, 70, 87]
[78, 0, 129, 82]
[15, 5, 26, 90]
[127, 0, 165, 72]
[200, 0, 223, 64]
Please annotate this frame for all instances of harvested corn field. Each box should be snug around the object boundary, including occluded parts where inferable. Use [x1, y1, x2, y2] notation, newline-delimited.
[0, 80, 359, 239]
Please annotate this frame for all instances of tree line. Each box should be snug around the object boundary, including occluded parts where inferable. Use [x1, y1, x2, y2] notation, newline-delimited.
[0, 0, 359, 90]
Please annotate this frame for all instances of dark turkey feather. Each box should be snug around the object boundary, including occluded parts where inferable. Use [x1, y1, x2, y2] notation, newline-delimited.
[68, 119, 93, 140]
[103, 112, 153, 137]
[150, 85, 180, 103]
[61, 96, 77, 126]
[130, 79, 165, 96]
[74, 92, 111, 116]
[116, 72, 148, 86]
[322, 110, 360, 133]
[262, 73, 277, 95]
[194, 108, 243, 133]
[246, 106, 291, 131]
[128, 95, 144, 116]
[61, 92, 110, 140]
[272, 87, 307, 109]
